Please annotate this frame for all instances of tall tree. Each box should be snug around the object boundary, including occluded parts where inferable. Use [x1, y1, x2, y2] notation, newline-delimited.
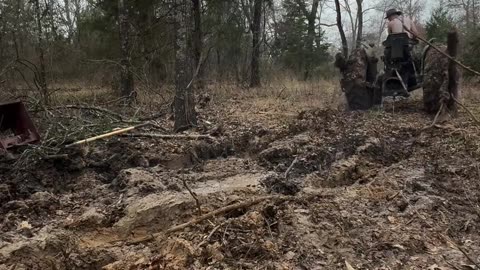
[272, 0, 330, 78]
[192, 0, 204, 89]
[250, 0, 263, 87]
[174, 0, 197, 131]
[33, 0, 49, 104]
[355, 0, 363, 48]
[118, 0, 135, 99]
[295, 0, 320, 79]
[425, 6, 455, 43]
[334, 0, 349, 57]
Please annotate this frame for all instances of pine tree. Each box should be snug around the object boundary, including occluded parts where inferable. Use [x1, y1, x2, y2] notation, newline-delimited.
[425, 6, 455, 43]
[272, 0, 330, 78]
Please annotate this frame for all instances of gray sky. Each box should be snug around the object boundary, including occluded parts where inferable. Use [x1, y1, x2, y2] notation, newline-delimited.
[321, 0, 437, 46]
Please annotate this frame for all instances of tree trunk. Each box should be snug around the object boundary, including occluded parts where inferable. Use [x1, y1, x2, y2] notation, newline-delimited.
[356, 0, 363, 48]
[192, 0, 204, 89]
[118, 0, 135, 99]
[304, 0, 320, 80]
[33, 0, 48, 104]
[64, 0, 74, 43]
[174, 0, 197, 132]
[249, 0, 262, 88]
[334, 0, 349, 58]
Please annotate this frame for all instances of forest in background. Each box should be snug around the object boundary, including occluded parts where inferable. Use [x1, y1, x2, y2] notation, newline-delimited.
[0, 0, 479, 107]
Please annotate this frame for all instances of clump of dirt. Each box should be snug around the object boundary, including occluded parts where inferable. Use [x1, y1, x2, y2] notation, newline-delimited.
[260, 173, 302, 195]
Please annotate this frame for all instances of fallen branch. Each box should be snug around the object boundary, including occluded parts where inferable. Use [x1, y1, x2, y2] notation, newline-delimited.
[422, 102, 446, 131]
[284, 157, 299, 178]
[452, 97, 480, 125]
[258, 111, 297, 117]
[65, 122, 151, 148]
[182, 178, 202, 216]
[48, 105, 126, 121]
[442, 234, 480, 269]
[197, 221, 228, 248]
[128, 196, 277, 245]
[166, 196, 274, 234]
[124, 133, 217, 141]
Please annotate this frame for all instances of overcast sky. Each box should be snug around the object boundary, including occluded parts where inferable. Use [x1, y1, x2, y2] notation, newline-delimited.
[320, 0, 438, 46]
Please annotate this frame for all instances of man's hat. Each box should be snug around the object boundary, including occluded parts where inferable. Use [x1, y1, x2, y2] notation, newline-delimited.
[385, 8, 402, 19]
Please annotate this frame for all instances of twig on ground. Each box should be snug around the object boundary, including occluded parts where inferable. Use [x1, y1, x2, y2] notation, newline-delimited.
[128, 196, 278, 244]
[48, 105, 126, 121]
[284, 157, 299, 178]
[442, 255, 463, 270]
[443, 234, 480, 269]
[197, 221, 229, 248]
[124, 133, 217, 141]
[431, 102, 445, 127]
[182, 178, 202, 215]
[452, 97, 480, 125]
[258, 111, 297, 117]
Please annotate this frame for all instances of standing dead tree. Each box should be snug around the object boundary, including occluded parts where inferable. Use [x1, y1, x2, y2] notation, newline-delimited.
[33, 0, 49, 104]
[118, 0, 135, 100]
[355, 0, 363, 48]
[192, 0, 204, 89]
[173, 0, 197, 132]
[334, 0, 349, 58]
[250, 0, 263, 88]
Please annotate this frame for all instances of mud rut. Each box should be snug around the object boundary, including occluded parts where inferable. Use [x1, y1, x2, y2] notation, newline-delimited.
[1, 99, 480, 269]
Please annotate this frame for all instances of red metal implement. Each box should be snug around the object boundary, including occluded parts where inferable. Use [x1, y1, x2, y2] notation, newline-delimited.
[0, 101, 40, 150]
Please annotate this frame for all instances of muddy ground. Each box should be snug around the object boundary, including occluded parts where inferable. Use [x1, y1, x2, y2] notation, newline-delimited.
[1, 93, 480, 270]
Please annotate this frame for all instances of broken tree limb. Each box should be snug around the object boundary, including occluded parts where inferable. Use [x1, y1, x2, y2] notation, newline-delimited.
[123, 133, 217, 141]
[284, 157, 299, 178]
[47, 105, 127, 121]
[64, 122, 151, 148]
[402, 27, 480, 77]
[452, 97, 480, 125]
[442, 234, 480, 269]
[165, 196, 275, 234]
[128, 196, 279, 245]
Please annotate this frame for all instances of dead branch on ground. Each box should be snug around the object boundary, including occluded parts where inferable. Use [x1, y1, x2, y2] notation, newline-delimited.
[442, 234, 480, 269]
[182, 178, 202, 215]
[123, 133, 216, 141]
[284, 157, 299, 178]
[128, 196, 280, 245]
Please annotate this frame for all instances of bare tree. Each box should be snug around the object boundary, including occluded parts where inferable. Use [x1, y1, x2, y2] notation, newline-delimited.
[355, 0, 363, 48]
[118, 0, 135, 99]
[33, 0, 49, 104]
[334, 0, 349, 57]
[446, 0, 480, 29]
[294, 0, 321, 79]
[250, 0, 263, 87]
[392, 0, 425, 20]
[174, 0, 197, 132]
[192, 0, 204, 89]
